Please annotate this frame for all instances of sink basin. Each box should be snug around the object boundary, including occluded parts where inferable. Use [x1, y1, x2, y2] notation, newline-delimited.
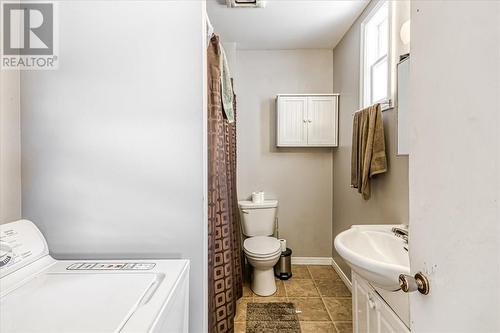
[334, 225, 410, 291]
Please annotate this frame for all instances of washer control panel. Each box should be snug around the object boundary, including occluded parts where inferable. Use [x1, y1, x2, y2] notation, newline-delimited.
[0, 220, 49, 278]
[66, 262, 156, 271]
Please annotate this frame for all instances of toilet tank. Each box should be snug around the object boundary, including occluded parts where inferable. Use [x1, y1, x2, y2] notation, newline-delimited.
[238, 200, 278, 237]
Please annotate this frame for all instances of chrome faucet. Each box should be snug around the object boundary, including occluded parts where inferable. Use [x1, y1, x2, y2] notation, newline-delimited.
[392, 226, 408, 243]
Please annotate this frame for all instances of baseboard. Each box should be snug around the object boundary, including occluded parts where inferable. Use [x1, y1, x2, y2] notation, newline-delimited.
[290, 256, 352, 291]
[331, 258, 352, 292]
[291, 257, 333, 265]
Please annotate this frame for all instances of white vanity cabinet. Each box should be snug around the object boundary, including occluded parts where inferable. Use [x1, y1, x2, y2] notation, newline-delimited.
[276, 94, 338, 147]
[352, 272, 410, 333]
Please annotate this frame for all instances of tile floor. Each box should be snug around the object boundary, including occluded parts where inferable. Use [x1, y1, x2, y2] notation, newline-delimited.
[235, 265, 352, 333]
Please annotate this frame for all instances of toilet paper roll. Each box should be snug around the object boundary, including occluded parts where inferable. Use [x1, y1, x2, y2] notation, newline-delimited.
[252, 191, 265, 203]
[279, 239, 286, 252]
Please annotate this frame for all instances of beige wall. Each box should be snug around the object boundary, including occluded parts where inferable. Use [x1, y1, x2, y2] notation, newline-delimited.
[332, 0, 410, 278]
[0, 70, 21, 224]
[236, 50, 334, 257]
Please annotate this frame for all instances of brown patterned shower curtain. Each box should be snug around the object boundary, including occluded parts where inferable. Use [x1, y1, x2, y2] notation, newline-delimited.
[207, 35, 244, 333]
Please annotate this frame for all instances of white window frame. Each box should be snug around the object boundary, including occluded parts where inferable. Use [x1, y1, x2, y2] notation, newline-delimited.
[360, 0, 393, 110]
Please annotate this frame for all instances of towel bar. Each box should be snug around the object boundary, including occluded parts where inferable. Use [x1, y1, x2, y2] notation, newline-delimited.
[353, 99, 392, 115]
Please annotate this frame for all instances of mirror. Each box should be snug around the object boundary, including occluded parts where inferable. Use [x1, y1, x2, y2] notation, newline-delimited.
[397, 56, 410, 155]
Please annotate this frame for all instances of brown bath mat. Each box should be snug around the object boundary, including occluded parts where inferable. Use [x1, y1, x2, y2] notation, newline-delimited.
[246, 302, 301, 333]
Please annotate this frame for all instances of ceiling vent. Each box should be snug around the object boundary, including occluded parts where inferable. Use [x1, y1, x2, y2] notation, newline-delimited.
[226, 0, 266, 8]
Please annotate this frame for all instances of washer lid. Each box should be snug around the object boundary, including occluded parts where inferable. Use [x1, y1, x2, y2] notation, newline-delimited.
[244, 236, 281, 255]
[0, 272, 158, 332]
[238, 200, 278, 209]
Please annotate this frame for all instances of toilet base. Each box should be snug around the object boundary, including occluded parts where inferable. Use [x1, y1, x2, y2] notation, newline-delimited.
[251, 267, 277, 296]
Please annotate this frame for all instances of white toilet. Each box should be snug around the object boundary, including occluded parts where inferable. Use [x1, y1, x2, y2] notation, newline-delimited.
[239, 199, 281, 296]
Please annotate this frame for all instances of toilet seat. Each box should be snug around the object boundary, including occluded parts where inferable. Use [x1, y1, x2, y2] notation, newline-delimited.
[243, 236, 281, 258]
[244, 248, 281, 259]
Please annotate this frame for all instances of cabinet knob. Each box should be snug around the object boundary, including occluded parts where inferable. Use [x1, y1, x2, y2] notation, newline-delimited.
[308, 119, 312, 123]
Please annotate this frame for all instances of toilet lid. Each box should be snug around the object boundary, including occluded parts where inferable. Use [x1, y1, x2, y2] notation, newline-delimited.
[243, 236, 281, 256]
[238, 200, 278, 209]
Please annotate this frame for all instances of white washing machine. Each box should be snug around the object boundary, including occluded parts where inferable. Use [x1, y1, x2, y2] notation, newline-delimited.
[0, 220, 189, 333]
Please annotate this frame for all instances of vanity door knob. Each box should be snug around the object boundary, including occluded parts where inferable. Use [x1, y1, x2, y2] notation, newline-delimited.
[368, 294, 377, 310]
[399, 272, 430, 295]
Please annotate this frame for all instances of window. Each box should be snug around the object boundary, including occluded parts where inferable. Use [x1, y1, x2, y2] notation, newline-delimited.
[361, 1, 390, 108]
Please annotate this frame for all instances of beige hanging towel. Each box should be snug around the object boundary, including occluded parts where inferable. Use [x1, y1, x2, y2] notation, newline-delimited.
[351, 111, 361, 190]
[350, 104, 387, 200]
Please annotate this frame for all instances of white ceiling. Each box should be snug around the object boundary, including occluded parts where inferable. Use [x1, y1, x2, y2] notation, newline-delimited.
[206, 0, 370, 49]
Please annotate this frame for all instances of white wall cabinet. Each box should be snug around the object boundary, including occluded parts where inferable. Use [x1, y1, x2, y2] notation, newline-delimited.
[276, 94, 338, 147]
[352, 272, 409, 333]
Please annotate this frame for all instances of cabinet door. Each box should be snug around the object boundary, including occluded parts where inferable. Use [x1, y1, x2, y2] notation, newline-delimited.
[378, 299, 409, 333]
[353, 272, 410, 333]
[277, 97, 308, 146]
[306, 96, 337, 146]
[353, 274, 370, 333]
[368, 292, 380, 333]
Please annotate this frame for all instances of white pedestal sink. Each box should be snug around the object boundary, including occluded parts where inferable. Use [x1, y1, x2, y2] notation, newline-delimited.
[334, 225, 410, 291]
